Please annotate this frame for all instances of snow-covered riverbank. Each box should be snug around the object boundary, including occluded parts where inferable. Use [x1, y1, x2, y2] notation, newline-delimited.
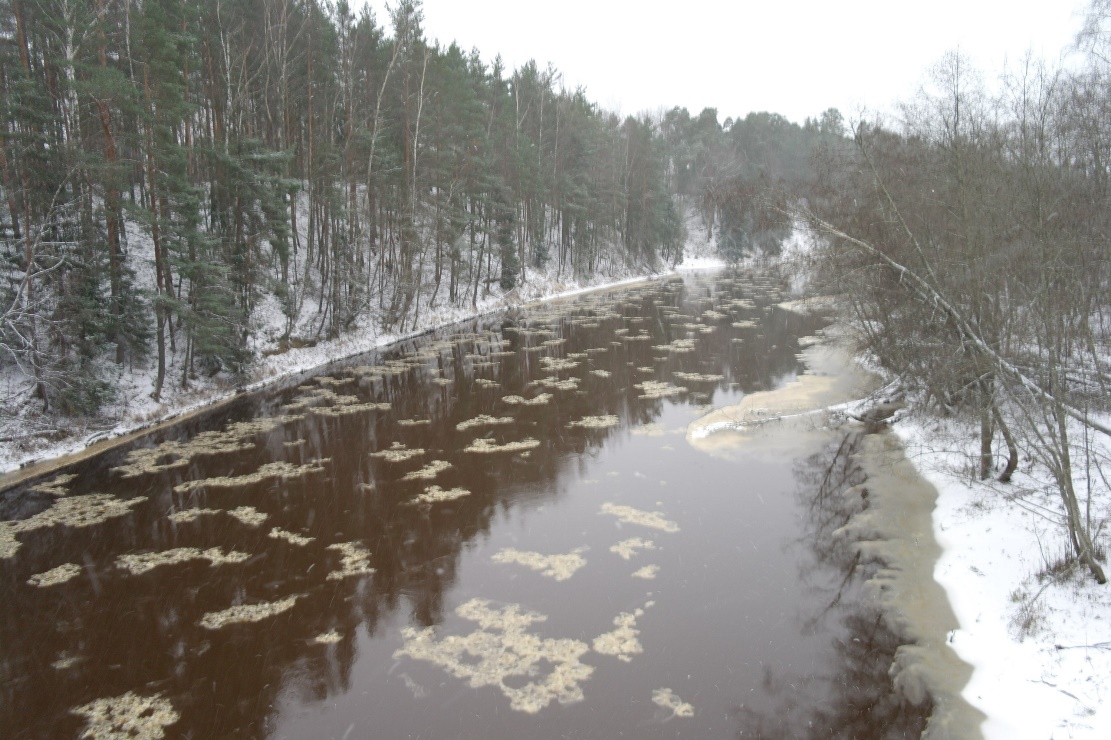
[0, 257, 726, 477]
[893, 413, 1111, 739]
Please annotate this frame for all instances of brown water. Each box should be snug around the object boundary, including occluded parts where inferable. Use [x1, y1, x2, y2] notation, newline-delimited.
[0, 270, 930, 738]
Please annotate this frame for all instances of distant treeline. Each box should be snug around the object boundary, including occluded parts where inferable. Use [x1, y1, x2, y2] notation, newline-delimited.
[0, 0, 837, 414]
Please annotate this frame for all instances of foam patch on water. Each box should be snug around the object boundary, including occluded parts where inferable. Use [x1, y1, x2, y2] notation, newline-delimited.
[168, 507, 221, 523]
[314, 630, 342, 644]
[27, 562, 82, 587]
[673, 372, 724, 383]
[590, 370, 612, 378]
[401, 460, 452, 480]
[117, 547, 250, 575]
[465, 438, 541, 454]
[200, 595, 300, 629]
[532, 375, 579, 391]
[228, 506, 268, 527]
[326, 542, 375, 580]
[634, 381, 687, 399]
[651, 687, 694, 718]
[269, 528, 314, 546]
[1, 494, 147, 559]
[600, 503, 679, 533]
[610, 538, 656, 560]
[592, 608, 645, 662]
[502, 394, 552, 406]
[540, 357, 580, 371]
[631, 565, 660, 580]
[370, 442, 425, 462]
[30, 473, 77, 497]
[456, 415, 514, 431]
[491, 547, 587, 581]
[173, 460, 327, 493]
[567, 415, 620, 429]
[394, 598, 594, 714]
[412, 486, 471, 504]
[70, 691, 180, 739]
[397, 418, 432, 427]
[652, 338, 697, 354]
[112, 416, 302, 478]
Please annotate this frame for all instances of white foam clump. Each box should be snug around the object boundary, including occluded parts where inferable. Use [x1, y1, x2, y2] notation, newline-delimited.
[314, 630, 343, 644]
[540, 356, 580, 371]
[401, 459, 452, 480]
[610, 537, 656, 560]
[534, 376, 579, 391]
[590, 369, 612, 378]
[412, 486, 471, 504]
[173, 460, 327, 493]
[326, 542, 375, 580]
[1, 493, 147, 559]
[111, 416, 301, 478]
[491, 547, 587, 581]
[652, 338, 697, 354]
[652, 687, 694, 718]
[269, 527, 314, 546]
[600, 503, 679, 533]
[70, 691, 180, 739]
[30, 473, 77, 496]
[632, 565, 660, 580]
[502, 393, 552, 406]
[370, 442, 425, 462]
[27, 562, 82, 587]
[200, 595, 300, 629]
[168, 507, 221, 523]
[394, 597, 594, 714]
[456, 414, 514, 431]
[228, 506, 268, 527]
[117, 547, 250, 575]
[567, 415, 620, 429]
[593, 609, 645, 662]
[634, 380, 687, 399]
[464, 437, 541, 454]
[672, 372, 724, 383]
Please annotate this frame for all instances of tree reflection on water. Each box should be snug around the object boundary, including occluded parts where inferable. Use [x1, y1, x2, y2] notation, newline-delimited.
[730, 428, 931, 739]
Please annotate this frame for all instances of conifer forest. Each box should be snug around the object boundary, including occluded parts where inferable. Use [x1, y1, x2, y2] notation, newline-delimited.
[0, 0, 844, 423]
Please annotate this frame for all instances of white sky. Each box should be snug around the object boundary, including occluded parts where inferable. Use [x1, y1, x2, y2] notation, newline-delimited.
[362, 0, 1091, 124]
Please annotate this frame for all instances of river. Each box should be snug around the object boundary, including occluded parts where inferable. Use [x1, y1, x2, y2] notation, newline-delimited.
[1, 268, 964, 738]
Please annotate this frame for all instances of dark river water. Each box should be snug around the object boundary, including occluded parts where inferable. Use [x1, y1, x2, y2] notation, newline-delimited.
[0, 269, 929, 738]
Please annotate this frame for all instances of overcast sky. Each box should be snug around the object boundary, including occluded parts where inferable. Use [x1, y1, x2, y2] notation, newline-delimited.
[362, 0, 1091, 124]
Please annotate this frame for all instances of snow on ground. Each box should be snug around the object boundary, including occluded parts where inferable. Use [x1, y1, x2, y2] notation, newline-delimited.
[893, 412, 1111, 739]
[1, 229, 725, 475]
